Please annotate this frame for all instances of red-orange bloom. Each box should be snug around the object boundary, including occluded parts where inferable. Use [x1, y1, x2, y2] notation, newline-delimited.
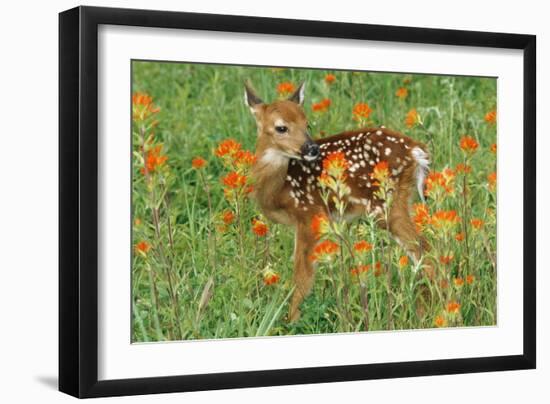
[484, 110, 497, 124]
[215, 139, 241, 158]
[277, 82, 296, 96]
[142, 145, 168, 174]
[471, 218, 484, 230]
[192, 156, 207, 169]
[372, 161, 390, 184]
[405, 109, 420, 128]
[431, 210, 460, 228]
[453, 277, 464, 287]
[395, 87, 408, 99]
[354, 240, 373, 254]
[439, 255, 454, 265]
[310, 240, 339, 262]
[352, 103, 372, 121]
[311, 213, 330, 240]
[398, 255, 409, 268]
[324, 74, 336, 84]
[222, 171, 247, 189]
[135, 240, 150, 255]
[252, 218, 268, 237]
[455, 232, 465, 242]
[374, 261, 383, 277]
[490, 143, 497, 154]
[132, 92, 160, 121]
[222, 210, 235, 225]
[412, 203, 430, 233]
[322, 151, 349, 178]
[459, 135, 479, 153]
[312, 98, 332, 112]
[466, 274, 475, 285]
[455, 163, 472, 174]
[446, 301, 461, 314]
[234, 150, 257, 168]
[488, 172, 497, 189]
[434, 315, 447, 327]
[425, 169, 455, 196]
[350, 264, 370, 276]
[263, 269, 280, 286]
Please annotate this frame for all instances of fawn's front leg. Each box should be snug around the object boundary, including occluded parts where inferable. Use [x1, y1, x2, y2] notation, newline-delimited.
[288, 221, 317, 322]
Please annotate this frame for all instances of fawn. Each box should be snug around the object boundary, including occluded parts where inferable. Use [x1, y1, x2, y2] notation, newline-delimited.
[245, 81, 430, 322]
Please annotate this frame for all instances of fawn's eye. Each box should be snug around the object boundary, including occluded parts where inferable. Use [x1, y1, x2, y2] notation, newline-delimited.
[275, 125, 288, 134]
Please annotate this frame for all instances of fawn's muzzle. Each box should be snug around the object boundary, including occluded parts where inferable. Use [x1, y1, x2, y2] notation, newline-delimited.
[301, 140, 320, 162]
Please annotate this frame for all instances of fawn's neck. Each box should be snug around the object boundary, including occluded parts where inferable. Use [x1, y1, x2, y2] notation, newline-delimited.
[252, 148, 289, 211]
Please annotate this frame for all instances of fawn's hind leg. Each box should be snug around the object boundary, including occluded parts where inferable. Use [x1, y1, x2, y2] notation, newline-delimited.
[288, 221, 317, 322]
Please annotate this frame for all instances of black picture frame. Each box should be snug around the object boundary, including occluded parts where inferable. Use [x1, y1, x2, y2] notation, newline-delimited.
[59, 5, 536, 398]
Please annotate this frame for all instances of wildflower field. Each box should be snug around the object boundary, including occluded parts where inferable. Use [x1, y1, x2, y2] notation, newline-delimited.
[131, 61, 497, 342]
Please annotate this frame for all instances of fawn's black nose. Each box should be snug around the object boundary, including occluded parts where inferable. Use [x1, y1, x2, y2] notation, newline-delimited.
[301, 141, 320, 161]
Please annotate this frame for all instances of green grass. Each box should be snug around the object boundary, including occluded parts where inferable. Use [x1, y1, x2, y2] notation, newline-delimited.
[131, 61, 497, 342]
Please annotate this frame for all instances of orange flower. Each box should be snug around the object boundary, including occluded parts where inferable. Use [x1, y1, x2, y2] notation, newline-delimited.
[372, 161, 390, 184]
[350, 264, 370, 276]
[222, 210, 235, 225]
[311, 213, 330, 240]
[263, 269, 280, 286]
[484, 110, 497, 124]
[412, 203, 430, 233]
[374, 261, 383, 277]
[431, 210, 460, 229]
[134, 217, 142, 226]
[277, 82, 296, 96]
[405, 109, 420, 128]
[455, 232, 465, 242]
[354, 240, 373, 254]
[215, 139, 241, 158]
[312, 98, 331, 113]
[395, 87, 408, 99]
[455, 163, 472, 174]
[192, 156, 207, 169]
[425, 169, 455, 196]
[141, 144, 168, 174]
[471, 218, 484, 230]
[135, 240, 150, 255]
[234, 150, 257, 168]
[132, 92, 160, 121]
[398, 255, 409, 268]
[434, 315, 447, 328]
[453, 277, 464, 287]
[459, 135, 479, 153]
[222, 171, 247, 189]
[324, 74, 336, 84]
[490, 143, 497, 154]
[352, 103, 372, 121]
[310, 240, 339, 262]
[252, 218, 268, 237]
[439, 255, 453, 265]
[446, 301, 461, 314]
[488, 172, 497, 190]
[466, 274, 475, 285]
[322, 151, 349, 178]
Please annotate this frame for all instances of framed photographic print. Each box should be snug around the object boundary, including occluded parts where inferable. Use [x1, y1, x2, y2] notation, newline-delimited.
[59, 6, 536, 398]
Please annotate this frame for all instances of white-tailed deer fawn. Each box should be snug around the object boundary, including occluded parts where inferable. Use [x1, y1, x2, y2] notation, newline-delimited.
[245, 81, 430, 322]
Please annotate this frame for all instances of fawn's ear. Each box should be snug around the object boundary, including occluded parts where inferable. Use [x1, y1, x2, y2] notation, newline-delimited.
[244, 81, 264, 114]
[288, 81, 305, 106]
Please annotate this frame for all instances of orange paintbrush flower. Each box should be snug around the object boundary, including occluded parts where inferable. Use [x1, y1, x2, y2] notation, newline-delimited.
[412, 203, 430, 233]
[222, 171, 247, 189]
[132, 92, 160, 121]
[263, 268, 280, 286]
[324, 74, 336, 84]
[470, 218, 484, 230]
[405, 108, 420, 128]
[453, 277, 464, 287]
[459, 135, 479, 153]
[134, 240, 151, 256]
[455, 163, 472, 174]
[350, 264, 370, 276]
[311, 213, 330, 240]
[353, 240, 373, 254]
[398, 255, 409, 269]
[277, 82, 296, 96]
[431, 210, 460, 229]
[490, 143, 497, 154]
[192, 156, 207, 169]
[222, 210, 235, 225]
[352, 103, 372, 121]
[455, 232, 465, 242]
[466, 274, 475, 285]
[141, 144, 168, 174]
[310, 240, 339, 262]
[322, 151, 349, 179]
[252, 218, 268, 237]
[484, 110, 497, 124]
[234, 149, 257, 168]
[439, 255, 454, 265]
[215, 139, 241, 158]
[488, 172, 497, 190]
[372, 161, 390, 184]
[446, 300, 461, 315]
[395, 87, 408, 99]
[312, 98, 331, 113]
[434, 315, 447, 328]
